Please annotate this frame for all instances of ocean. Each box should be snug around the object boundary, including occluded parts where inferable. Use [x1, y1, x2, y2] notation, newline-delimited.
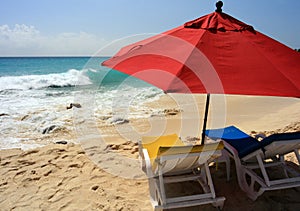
[0, 57, 163, 150]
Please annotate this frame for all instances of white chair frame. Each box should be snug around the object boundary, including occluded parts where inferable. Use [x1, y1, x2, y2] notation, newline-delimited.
[141, 147, 226, 210]
[223, 139, 300, 200]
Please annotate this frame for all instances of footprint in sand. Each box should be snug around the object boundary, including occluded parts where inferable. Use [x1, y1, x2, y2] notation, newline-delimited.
[68, 163, 82, 168]
[105, 141, 139, 155]
[43, 170, 52, 177]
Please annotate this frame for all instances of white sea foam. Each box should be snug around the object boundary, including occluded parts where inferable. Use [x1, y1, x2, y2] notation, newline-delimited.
[0, 137, 45, 150]
[0, 58, 165, 150]
[0, 76, 163, 150]
[0, 69, 92, 91]
[93, 85, 163, 117]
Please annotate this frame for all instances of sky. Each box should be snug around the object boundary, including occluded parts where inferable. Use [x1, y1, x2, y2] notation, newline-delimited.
[0, 0, 300, 56]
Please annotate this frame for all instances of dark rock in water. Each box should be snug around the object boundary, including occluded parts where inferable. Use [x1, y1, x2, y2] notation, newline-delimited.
[48, 84, 75, 88]
[55, 141, 68, 145]
[42, 125, 57, 134]
[66, 103, 82, 109]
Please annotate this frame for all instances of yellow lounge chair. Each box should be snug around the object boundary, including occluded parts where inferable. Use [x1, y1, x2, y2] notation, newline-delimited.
[139, 134, 225, 210]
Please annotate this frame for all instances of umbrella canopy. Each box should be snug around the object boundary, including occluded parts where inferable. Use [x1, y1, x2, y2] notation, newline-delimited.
[102, 2, 300, 98]
[102, 1, 300, 144]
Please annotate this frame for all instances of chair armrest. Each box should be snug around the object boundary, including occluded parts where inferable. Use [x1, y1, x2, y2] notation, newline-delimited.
[223, 140, 240, 159]
[142, 148, 154, 177]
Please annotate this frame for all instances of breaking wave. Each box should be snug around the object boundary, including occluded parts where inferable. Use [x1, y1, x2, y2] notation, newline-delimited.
[0, 69, 92, 91]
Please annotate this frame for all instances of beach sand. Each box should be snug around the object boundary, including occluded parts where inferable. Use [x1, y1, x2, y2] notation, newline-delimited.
[1, 95, 300, 210]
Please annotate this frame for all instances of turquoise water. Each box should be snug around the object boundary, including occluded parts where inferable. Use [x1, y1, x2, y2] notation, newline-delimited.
[0, 57, 163, 149]
[0, 57, 92, 76]
[0, 57, 138, 89]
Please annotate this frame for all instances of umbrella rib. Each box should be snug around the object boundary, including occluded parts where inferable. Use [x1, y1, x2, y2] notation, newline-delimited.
[169, 29, 211, 92]
[165, 27, 208, 92]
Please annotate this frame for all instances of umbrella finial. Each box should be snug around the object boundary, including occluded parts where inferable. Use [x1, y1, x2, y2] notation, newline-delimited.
[215, 1, 223, 13]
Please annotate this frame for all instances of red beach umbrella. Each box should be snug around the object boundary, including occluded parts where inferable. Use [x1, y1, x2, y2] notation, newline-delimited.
[102, 1, 300, 144]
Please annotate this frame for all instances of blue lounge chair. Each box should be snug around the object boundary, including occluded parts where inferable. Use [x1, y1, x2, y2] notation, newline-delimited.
[206, 126, 300, 200]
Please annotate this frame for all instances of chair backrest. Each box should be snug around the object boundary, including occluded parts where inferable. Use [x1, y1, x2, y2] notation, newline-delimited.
[141, 134, 184, 161]
[157, 142, 224, 157]
[205, 126, 250, 140]
[206, 126, 300, 160]
[206, 126, 261, 158]
[261, 132, 300, 158]
[157, 142, 224, 173]
[261, 132, 300, 147]
[141, 134, 224, 174]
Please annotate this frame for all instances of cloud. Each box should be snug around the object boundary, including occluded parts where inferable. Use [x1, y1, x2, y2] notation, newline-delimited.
[0, 24, 107, 56]
[0, 24, 40, 41]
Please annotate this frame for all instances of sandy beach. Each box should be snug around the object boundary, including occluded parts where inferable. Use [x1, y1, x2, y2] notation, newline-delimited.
[1, 94, 300, 210]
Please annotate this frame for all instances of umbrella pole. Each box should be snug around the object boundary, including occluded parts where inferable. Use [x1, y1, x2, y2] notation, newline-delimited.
[201, 94, 210, 145]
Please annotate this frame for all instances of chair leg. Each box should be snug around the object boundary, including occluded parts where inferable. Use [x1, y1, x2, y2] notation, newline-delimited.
[238, 168, 265, 201]
[212, 200, 225, 210]
[294, 149, 300, 164]
[148, 178, 159, 207]
[216, 150, 231, 181]
[256, 155, 271, 187]
[154, 206, 163, 211]
[224, 152, 231, 181]
[158, 170, 167, 206]
[205, 162, 216, 198]
[279, 155, 290, 178]
[204, 163, 226, 209]
[233, 156, 264, 201]
[197, 166, 210, 193]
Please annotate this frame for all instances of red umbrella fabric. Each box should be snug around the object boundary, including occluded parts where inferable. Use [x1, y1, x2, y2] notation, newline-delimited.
[102, 4, 300, 98]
